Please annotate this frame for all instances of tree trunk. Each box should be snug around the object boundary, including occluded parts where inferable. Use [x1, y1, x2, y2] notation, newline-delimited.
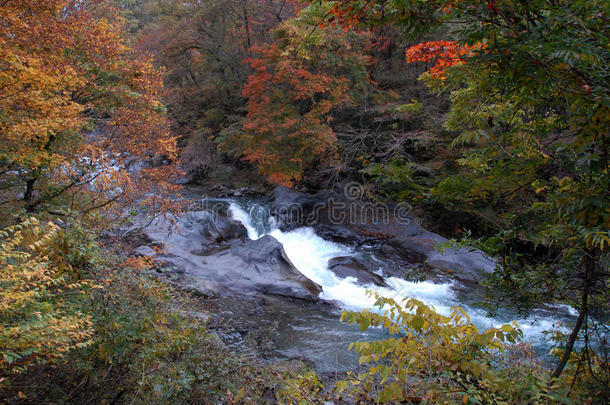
[242, 1, 251, 53]
[23, 176, 37, 211]
[551, 252, 593, 379]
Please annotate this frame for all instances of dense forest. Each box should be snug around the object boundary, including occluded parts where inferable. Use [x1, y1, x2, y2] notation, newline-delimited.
[0, 0, 608, 403]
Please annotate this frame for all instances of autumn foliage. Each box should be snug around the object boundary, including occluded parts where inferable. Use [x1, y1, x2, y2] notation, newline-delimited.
[0, 0, 185, 386]
[218, 12, 373, 185]
[0, 218, 94, 374]
[405, 41, 484, 78]
[0, 0, 179, 222]
[238, 43, 345, 186]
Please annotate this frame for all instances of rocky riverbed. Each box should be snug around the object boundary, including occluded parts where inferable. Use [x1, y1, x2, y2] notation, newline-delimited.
[120, 184, 575, 372]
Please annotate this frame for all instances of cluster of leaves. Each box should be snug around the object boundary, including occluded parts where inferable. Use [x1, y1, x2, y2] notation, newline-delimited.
[0, 0, 180, 223]
[276, 370, 324, 404]
[279, 294, 603, 404]
[217, 4, 374, 185]
[405, 41, 484, 79]
[337, 295, 606, 404]
[0, 218, 95, 376]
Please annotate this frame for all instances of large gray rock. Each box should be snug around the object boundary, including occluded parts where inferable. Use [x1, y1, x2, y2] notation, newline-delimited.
[200, 212, 248, 245]
[425, 246, 497, 281]
[143, 210, 247, 254]
[220, 236, 322, 299]
[271, 186, 322, 230]
[133, 245, 157, 257]
[142, 213, 321, 301]
[379, 228, 497, 283]
[327, 256, 388, 287]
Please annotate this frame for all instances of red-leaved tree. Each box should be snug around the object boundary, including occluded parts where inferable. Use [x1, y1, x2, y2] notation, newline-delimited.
[218, 7, 373, 186]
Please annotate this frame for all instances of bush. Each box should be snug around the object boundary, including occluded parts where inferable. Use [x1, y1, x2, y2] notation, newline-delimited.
[280, 292, 605, 404]
[0, 218, 94, 376]
[0, 220, 277, 403]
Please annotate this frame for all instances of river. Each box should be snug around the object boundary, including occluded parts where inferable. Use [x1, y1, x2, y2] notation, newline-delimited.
[216, 199, 575, 372]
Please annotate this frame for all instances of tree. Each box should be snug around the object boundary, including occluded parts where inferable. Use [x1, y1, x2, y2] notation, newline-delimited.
[0, 0, 179, 224]
[326, 0, 609, 386]
[216, 3, 374, 185]
[131, 0, 299, 180]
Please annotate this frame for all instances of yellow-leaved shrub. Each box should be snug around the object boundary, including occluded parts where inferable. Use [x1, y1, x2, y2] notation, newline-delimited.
[279, 292, 600, 404]
[333, 294, 591, 404]
[0, 218, 94, 375]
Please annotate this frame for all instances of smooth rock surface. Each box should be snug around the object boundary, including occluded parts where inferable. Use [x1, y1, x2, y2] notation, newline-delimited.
[133, 245, 157, 257]
[142, 212, 321, 300]
[327, 256, 388, 287]
[143, 210, 247, 253]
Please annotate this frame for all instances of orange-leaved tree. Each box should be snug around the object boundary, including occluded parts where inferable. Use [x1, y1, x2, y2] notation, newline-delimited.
[405, 41, 484, 79]
[217, 3, 373, 186]
[0, 0, 180, 225]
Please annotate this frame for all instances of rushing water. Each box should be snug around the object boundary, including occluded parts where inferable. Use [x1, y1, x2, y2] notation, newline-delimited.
[227, 200, 574, 362]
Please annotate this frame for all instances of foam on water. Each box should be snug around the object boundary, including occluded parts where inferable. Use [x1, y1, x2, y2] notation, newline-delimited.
[228, 202, 566, 346]
[229, 203, 261, 240]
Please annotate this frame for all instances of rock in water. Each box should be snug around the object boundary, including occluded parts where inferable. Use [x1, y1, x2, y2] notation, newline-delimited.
[327, 256, 388, 287]
[223, 236, 322, 300]
[143, 210, 247, 254]
[161, 236, 322, 301]
[271, 186, 321, 230]
[143, 213, 321, 301]
[200, 212, 248, 244]
[270, 185, 498, 284]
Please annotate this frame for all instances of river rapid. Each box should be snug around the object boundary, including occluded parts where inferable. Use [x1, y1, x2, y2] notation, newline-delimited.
[137, 185, 576, 373]
[217, 198, 574, 372]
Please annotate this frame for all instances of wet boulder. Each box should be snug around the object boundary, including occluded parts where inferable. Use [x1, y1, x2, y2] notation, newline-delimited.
[271, 186, 321, 230]
[327, 256, 388, 287]
[425, 246, 497, 283]
[222, 235, 323, 300]
[142, 214, 322, 301]
[143, 210, 247, 254]
[200, 212, 248, 244]
[313, 223, 372, 246]
[133, 245, 157, 257]
[165, 236, 322, 301]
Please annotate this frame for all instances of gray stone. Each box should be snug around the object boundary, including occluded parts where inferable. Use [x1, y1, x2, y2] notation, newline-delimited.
[142, 213, 321, 300]
[327, 256, 388, 287]
[144, 211, 247, 254]
[133, 245, 157, 257]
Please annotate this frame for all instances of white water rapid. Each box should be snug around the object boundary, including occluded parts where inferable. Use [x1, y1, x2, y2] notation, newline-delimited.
[229, 202, 571, 349]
